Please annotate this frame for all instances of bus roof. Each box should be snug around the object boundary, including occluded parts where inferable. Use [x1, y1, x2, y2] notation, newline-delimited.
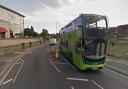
[60, 14, 105, 33]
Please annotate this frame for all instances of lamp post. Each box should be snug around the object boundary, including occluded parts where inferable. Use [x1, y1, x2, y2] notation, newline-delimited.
[56, 22, 58, 34]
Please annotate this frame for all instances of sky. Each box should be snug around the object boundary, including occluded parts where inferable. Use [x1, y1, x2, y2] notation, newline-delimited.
[0, 0, 128, 33]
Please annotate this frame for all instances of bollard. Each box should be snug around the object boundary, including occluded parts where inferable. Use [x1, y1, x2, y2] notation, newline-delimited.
[55, 52, 60, 60]
[22, 43, 25, 49]
[44, 40, 45, 44]
[40, 41, 41, 45]
[29, 42, 32, 47]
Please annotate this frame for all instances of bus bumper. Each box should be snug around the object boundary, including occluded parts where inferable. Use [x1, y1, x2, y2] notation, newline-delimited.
[80, 64, 106, 70]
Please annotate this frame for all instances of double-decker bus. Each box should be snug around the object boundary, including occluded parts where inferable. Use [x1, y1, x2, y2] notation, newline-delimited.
[59, 14, 108, 70]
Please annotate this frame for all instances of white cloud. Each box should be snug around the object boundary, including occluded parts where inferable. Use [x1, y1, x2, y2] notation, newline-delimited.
[24, 1, 80, 33]
[24, 0, 128, 33]
[67, 0, 78, 3]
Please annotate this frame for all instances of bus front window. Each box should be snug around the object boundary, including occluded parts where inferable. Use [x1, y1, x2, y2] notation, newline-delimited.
[85, 15, 107, 40]
[83, 15, 108, 59]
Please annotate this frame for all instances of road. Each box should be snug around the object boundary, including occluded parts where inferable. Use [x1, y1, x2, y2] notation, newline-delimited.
[0, 44, 128, 89]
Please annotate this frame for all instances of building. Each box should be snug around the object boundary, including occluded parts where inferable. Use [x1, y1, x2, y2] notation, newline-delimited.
[0, 4, 25, 39]
[109, 24, 128, 38]
[117, 24, 128, 38]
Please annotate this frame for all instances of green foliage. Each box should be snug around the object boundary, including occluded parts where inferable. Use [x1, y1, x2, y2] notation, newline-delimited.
[31, 26, 34, 36]
[24, 28, 32, 36]
[24, 26, 39, 37]
[49, 33, 60, 39]
[33, 32, 39, 37]
[40, 29, 49, 40]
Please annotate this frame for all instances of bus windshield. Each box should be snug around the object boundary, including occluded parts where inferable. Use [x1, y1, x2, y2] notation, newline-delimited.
[84, 15, 107, 40]
[83, 15, 108, 59]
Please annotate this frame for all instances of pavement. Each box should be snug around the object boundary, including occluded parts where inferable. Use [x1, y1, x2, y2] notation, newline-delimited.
[106, 56, 128, 76]
[0, 44, 127, 89]
[0, 39, 41, 47]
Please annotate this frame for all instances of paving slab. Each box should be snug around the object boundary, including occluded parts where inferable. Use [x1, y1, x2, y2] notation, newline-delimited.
[106, 56, 128, 76]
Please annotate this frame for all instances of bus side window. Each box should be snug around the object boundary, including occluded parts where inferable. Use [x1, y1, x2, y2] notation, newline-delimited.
[75, 41, 81, 53]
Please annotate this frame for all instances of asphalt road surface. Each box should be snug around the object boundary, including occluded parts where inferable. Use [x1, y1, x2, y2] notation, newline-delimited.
[0, 44, 128, 89]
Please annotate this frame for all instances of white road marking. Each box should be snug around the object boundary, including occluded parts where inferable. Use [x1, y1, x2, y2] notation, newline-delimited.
[0, 58, 19, 85]
[49, 59, 61, 73]
[0, 56, 20, 77]
[62, 57, 77, 70]
[70, 86, 75, 89]
[2, 79, 13, 85]
[16, 62, 23, 64]
[91, 80, 104, 89]
[67, 77, 89, 82]
[0, 54, 25, 85]
[13, 59, 24, 83]
[106, 68, 128, 79]
[53, 62, 67, 65]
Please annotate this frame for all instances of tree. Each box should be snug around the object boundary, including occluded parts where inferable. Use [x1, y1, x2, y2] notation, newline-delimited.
[24, 28, 31, 37]
[24, 26, 39, 37]
[33, 32, 39, 37]
[31, 26, 34, 36]
[56, 33, 60, 39]
[49, 33, 60, 39]
[24, 27, 35, 37]
[40, 29, 49, 40]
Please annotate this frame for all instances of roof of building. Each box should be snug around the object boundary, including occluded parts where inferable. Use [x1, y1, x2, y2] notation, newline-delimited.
[0, 4, 25, 17]
[118, 24, 128, 28]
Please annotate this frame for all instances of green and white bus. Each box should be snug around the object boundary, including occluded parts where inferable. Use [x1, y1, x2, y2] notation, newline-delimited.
[59, 14, 108, 70]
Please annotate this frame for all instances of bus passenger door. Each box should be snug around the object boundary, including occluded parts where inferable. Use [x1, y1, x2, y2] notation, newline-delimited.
[72, 40, 83, 69]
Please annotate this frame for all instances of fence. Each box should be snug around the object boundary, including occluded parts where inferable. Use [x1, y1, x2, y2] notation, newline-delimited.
[0, 40, 43, 55]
